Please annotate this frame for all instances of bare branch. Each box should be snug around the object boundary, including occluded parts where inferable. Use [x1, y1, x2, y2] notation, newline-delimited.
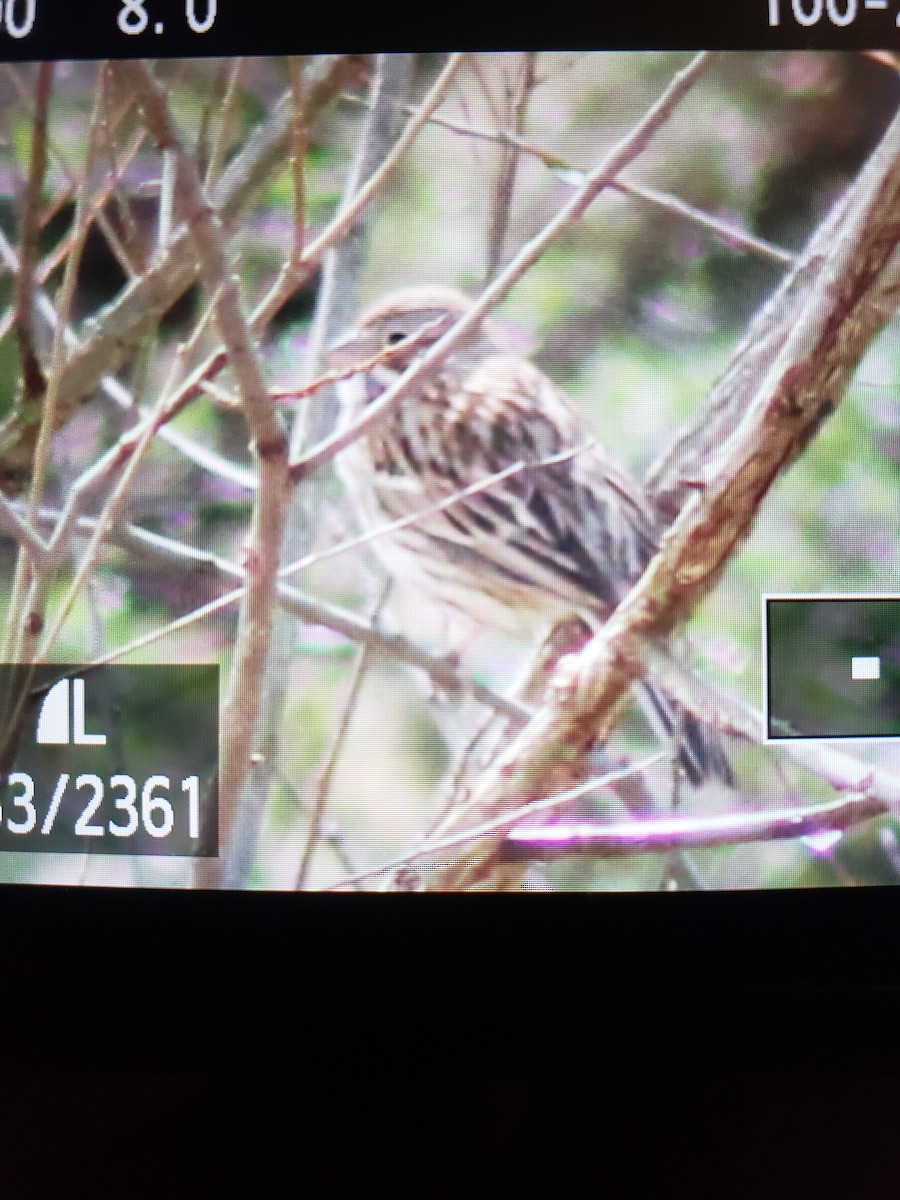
[2, 64, 145, 283]
[0, 55, 363, 495]
[20, 482, 900, 840]
[85, 542, 530, 724]
[116, 61, 292, 888]
[419, 96, 900, 892]
[203, 59, 245, 192]
[330, 754, 666, 890]
[286, 57, 306, 262]
[0, 230, 259, 496]
[297, 54, 464, 289]
[0, 498, 51, 570]
[214, 54, 422, 890]
[291, 52, 713, 485]
[342, 90, 794, 268]
[13, 62, 52, 406]
[295, 585, 387, 890]
[504, 794, 887, 860]
[484, 53, 536, 281]
[6, 69, 113, 663]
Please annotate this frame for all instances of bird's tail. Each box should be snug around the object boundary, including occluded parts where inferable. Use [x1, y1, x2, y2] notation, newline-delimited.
[635, 680, 733, 786]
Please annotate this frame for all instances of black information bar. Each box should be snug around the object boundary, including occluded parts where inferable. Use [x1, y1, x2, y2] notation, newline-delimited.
[0, 0, 898, 63]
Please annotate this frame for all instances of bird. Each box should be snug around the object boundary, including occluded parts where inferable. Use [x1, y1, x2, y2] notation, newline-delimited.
[325, 284, 728, 784]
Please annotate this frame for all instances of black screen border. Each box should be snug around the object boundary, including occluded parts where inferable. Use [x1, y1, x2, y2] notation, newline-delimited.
[2, 6, 900, 1075]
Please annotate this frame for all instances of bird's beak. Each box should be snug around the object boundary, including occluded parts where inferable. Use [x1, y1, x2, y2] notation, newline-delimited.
[323, 328, 379, 371]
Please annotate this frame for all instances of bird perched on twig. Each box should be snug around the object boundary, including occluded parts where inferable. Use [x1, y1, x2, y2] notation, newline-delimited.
[326, 284, 728, 784]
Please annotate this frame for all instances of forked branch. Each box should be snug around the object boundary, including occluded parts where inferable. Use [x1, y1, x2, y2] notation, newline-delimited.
[417, 101, 900, 892]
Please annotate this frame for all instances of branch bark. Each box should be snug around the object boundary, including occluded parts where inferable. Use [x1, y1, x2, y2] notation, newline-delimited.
[503, 795, 887, 860]
[416, 99, 900, 892]
[218, 53, 419, 889]
[290, 51, 713, 484]
[115, 61, 293, 890]
[0, 55, 363, 495]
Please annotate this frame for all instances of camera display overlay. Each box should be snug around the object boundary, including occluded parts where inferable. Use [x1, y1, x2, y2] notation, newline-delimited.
[0, 50, 898, 890]
[767, 598, 900, 740]
[0, 665, 218, 855]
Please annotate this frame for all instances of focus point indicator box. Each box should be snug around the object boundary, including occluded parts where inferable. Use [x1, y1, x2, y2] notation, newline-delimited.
[851, 656, 881, 681]
[766, 597, 900, 740]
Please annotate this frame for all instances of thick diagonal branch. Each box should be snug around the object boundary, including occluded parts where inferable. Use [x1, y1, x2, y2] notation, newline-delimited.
[420, 102, 900, 892]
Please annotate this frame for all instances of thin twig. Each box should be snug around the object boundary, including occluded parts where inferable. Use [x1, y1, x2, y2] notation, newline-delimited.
[342, 90, 794, 268]
[276, 314, 448, 400]
[287, 57, 306, 262]
[61, 518, 530, 727]
[2, 64, 53, 663]
[10, 71, 111, 662]
[117, 61, 293, 887]
[280, 442, 594, 583]
[296, 54, 465, 287]
[0, 228, 257, 496]
[484, 53, 536, 281]
[216, 56, 420, 890]
[3, 63, 143, 283]
[34, 377, 181, 663]
[39, 292, 223, 569]
[503, 793, 887, 859]
[204, 58, 244, 191]
[279, 770, 361, 885]
[291, 52, 714, 485]
[295, 584, 388, 889]
[421, 98, 900, 892]
[0, 56, 361, 493]
[13, 61, 52, 406]
[330, 753, 666, 890]
[156, 148, 177, 253]
[0, 497, 52, 570]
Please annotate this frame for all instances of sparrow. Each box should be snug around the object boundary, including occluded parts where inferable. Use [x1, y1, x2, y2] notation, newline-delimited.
[326, 285, 727, 783]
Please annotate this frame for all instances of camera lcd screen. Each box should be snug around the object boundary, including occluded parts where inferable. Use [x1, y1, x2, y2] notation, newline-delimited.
[0, 40, 898, 893]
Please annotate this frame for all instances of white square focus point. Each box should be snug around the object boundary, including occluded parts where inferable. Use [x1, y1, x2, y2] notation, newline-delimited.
[851, 656, 881, 680]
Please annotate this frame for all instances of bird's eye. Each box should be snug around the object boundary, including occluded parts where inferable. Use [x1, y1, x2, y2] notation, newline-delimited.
[386, 331, 406, 346]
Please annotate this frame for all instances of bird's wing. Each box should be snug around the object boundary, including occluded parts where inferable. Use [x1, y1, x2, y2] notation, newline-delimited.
[375, 352, 659, 616]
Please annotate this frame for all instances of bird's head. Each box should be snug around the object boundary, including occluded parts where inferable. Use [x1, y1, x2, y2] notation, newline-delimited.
[325, 286, 501, 377]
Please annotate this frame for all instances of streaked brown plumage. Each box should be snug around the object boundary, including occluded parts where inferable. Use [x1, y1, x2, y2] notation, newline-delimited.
[327, 285, 725, 783]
